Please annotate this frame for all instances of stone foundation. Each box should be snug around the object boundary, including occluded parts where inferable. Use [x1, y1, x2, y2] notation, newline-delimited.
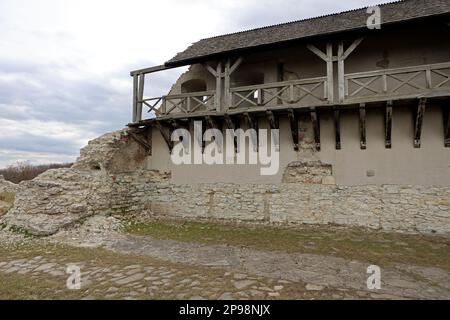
[1, 129, 449, 236]
[116, 180, 450, 235]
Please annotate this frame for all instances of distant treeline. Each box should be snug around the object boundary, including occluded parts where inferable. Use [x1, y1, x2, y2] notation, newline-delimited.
[0, 162, 73, 184]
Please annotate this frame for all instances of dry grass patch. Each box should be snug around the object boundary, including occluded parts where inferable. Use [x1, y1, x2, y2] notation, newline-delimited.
[0, 192, 15, 216]
[123, 219, 450, 270]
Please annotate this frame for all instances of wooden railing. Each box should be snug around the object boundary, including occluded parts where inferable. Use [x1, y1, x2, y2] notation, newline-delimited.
[229, 77, 328, 109]
[142, 90, 216, 116]
[137, 62, 450, 120]
[344, 62, 450, 102]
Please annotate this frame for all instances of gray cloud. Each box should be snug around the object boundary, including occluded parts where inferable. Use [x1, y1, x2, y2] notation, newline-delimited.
[0, 0, 387, 168]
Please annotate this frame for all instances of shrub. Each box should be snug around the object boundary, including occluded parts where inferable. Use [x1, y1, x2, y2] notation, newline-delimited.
[0, 161, 73, 184]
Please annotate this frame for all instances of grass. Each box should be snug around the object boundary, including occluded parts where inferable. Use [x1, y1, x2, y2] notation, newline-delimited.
[123, 219, 450, 270]
[0, 192, 15, 216]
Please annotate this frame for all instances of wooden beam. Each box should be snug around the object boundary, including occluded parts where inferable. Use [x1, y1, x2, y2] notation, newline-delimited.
[215, 62, 222, 112]
[307, 44, 328, 61]
[359, 103, 367, 150]
[334, 108, 341, 150]
[265, 110, 278, 129]
[287, 109, 299, 151]
[229, 57, 243, 75]
[310, 107, 321, 151]
[136, 74, 145, 122]
[224, 60, 231, 109]
[326, 43, 334, 103]
[205, 115, 218, 130]
[414, 98, 426, 148]
[224, 114, 238, 153]
[385, 100, 393, 149]
[277, 62, 284, 105]
[203, 63, 217, 77]
[224, 114, 236, 130]
[307, 43, 334, 102]
[130, 64, 177, 76]
[266, 110, 280, 151]
[342, 38, 364, 60]
[243, 112, 258, 151]
[338, 42, 345, 103]
[132, 74, 138, 123]
[154, 121, 173, 152]
[129, 129, 152, 155]
[443, 105, 450, 147]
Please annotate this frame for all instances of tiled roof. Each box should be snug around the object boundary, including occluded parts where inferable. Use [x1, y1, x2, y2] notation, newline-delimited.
[166, 0, 450, 66]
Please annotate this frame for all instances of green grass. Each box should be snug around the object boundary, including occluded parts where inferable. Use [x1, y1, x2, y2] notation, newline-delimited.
[123, 219, 450, 270]
[0, 192, 15, 216]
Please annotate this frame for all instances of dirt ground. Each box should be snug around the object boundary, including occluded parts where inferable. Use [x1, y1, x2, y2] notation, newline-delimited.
[0, 215, 449, 300]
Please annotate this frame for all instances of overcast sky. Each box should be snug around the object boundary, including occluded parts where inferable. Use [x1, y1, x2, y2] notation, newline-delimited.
[0, 0, 385, 168]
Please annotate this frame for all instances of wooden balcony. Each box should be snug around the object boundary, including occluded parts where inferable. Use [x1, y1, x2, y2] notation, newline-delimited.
[132, 62, 450, 123]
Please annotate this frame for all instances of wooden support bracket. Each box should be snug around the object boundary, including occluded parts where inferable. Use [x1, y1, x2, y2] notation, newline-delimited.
[128, 128, 152, 155]
[334, 108, 341, 150]
[310, 107, 321, 151]
[154, 121, 173, 152]
[414, 98, 426, 148]
[224, 114, 238, 152]
[443, 105, 450, 147]
[359, 103, 367, 150]
[385, 100, 393, 149]
[266, 110, 279, 129]
[266, 110, 280, 151]
[287, 109, 299, 151]
[243, 112, 258, 151]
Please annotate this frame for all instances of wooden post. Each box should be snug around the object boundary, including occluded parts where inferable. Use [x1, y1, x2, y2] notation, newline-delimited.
[310, 107, 320, 151]
[385, 100, 393, 148]
[136, 74, 145, 122]
[216, 62, 222, 112]
[287, 109, 299, 151]
[326, 43, 334, 103]
[359, 103, 367, 150]
[414, 98, 426, 148]
[224, 60, 231, 110]
[338, 42, 345, 103]
[224, 57, 243, 111]
[132, 74, 139, 122]
[277, 62, 284, 105]
[334, 108, 341, 150]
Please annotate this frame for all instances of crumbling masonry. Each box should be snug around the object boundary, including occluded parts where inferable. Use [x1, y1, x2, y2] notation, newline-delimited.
[0, 129, 449, 236]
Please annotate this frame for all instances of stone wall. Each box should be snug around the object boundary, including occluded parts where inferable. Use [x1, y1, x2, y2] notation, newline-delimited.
[1, 128, 449, 236]
[118, 180, 450, 235]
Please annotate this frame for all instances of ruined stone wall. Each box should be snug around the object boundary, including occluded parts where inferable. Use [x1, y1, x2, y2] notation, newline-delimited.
[1, 129, 449, 236]
[117, 180, 450, 235]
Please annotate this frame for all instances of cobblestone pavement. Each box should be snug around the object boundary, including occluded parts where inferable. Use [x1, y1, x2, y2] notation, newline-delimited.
[0, 216, 449, 300]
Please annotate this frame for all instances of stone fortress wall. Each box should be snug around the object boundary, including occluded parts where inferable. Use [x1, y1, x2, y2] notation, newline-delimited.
[0, 129, 448, 236]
